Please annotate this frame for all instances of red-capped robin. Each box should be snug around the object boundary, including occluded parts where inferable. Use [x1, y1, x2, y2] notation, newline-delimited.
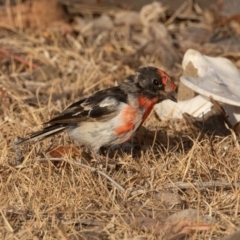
[18, 67, 177, 152]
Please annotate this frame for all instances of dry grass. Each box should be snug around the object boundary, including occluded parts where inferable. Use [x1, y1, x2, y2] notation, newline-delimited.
[0, 3, 240, 239]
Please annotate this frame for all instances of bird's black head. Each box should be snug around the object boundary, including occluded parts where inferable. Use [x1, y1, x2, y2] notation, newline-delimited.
[121, 67, 177, 102]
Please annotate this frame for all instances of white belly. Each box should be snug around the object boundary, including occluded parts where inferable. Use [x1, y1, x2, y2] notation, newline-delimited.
[68, 120, 117, 151]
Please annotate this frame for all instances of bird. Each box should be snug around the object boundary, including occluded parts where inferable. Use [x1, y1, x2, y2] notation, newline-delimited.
[18, 67, 177, 153]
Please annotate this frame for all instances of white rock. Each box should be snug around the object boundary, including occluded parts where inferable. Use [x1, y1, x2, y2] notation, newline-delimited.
[181, 49, 240, 106]
[155, 95, 212, 119]
[155, 49, 240, 125]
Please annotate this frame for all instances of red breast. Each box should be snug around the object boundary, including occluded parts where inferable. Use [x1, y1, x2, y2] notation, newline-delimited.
[114, 96, 158, 136]
[114, 105, 137, 135]
[138, 95, 158, 121]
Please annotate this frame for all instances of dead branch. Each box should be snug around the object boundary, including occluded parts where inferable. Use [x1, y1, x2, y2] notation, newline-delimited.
[166, 181, 240, 190]
[36, 157, 126, 192]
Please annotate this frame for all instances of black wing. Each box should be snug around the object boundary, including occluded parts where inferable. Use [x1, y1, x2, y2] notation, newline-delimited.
[45, 86, 128, 125]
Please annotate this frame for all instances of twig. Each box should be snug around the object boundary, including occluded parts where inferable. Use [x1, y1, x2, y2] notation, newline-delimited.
[36, 157, 125, 192]
[13, 137, 24, 165]
[0, 210, 14, 233]
[166, 181, 240, 190]
[165, 1, 188, 25]
[62, 218, 106, 226]
[181, 134, 202, 182]
[0, 71, 29, 80]
[0, 47, 39, 69]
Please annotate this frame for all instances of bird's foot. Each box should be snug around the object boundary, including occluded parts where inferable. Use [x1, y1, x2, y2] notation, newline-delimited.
[109, 142, 141, 158]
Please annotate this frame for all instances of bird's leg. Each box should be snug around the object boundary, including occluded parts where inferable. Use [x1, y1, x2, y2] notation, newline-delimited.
[91, 142, 141, 165]
[109, 141, 141, 158]
[120, 142, 135, 153]
[91, 150, 104, 163]
[91, 148, 117, 166]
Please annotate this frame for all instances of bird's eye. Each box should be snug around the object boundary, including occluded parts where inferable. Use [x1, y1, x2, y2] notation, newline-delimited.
[153, 79, 160, 86]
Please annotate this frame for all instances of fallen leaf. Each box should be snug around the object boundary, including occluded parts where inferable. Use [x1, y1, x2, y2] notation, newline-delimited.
[163, 208, 214, 235]
[48, 145, 81, 168]
[122, 209, 214, 238]
[48, 145, 81, 158]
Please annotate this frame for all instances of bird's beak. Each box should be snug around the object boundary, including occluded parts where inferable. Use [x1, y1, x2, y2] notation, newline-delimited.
[167, 92, 178, 102]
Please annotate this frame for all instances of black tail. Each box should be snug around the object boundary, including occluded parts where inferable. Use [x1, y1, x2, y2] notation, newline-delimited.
[17, 124, 67, 145]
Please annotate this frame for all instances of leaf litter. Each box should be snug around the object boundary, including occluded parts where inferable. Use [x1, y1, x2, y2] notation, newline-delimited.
[0, 0, 240, 239]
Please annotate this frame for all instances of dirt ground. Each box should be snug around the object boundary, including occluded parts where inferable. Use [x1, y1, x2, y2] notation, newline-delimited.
[0, 0, 240, 239]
